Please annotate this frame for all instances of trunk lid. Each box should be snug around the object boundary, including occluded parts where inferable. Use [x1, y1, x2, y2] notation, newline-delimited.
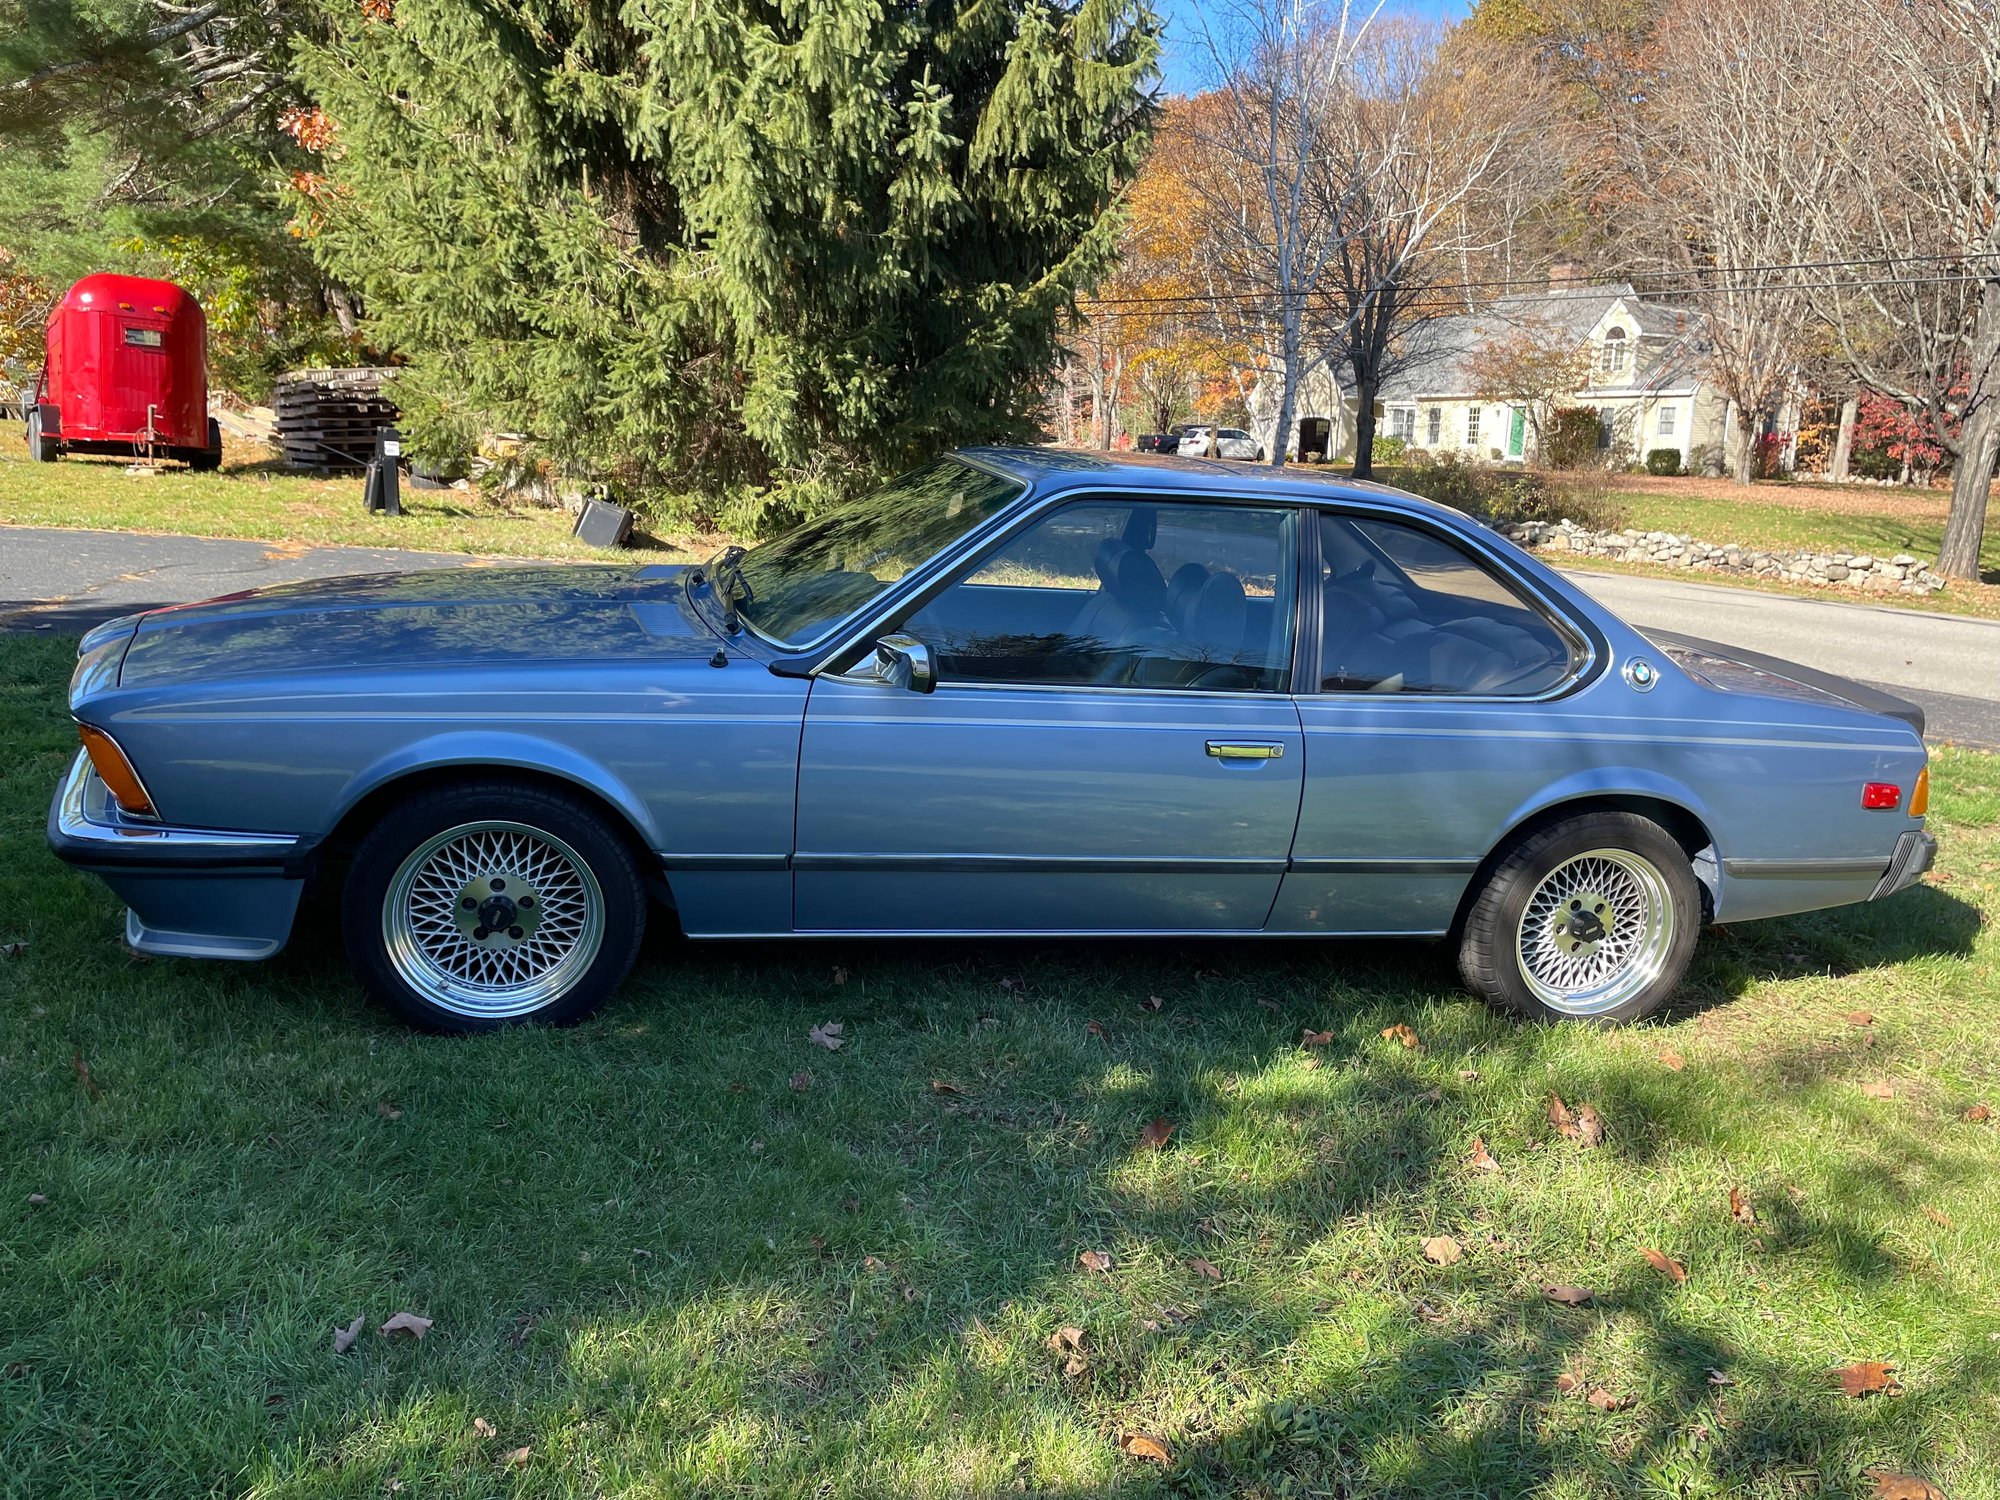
[1644, 629, 1925, 737]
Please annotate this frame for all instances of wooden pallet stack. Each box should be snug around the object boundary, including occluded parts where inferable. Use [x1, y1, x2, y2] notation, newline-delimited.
[272, 367, 399, 471]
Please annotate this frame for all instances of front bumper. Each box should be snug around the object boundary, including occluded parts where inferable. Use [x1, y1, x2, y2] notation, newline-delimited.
[47, 751, 311, 960]
[1870, 829, 1937, 901]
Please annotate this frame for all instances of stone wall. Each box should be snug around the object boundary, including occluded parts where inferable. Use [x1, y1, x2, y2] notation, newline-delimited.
[1495, 519, 1949, 597]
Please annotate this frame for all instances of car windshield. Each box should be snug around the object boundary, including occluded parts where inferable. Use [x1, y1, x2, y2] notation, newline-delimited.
[727, 457, 1026, 648]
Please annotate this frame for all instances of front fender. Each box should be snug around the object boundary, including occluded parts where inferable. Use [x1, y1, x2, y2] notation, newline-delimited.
[333, 731, 663, 849]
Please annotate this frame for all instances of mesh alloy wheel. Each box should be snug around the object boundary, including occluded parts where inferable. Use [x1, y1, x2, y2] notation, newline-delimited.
[382, 820, 607, 1019]
[1513, 847, 1677, 1016]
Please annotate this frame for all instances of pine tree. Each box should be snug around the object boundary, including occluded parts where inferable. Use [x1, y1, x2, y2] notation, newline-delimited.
[296, 0, 1159, 526]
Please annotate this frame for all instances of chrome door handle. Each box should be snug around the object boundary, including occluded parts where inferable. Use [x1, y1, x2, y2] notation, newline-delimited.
[1206, 741, 1285, 761]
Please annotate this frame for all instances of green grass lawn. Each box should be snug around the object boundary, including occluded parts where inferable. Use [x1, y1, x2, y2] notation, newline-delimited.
[0, 441, 703, 563]
[4, 633, 2000, 1498]
[1602, 487, 2000, 579]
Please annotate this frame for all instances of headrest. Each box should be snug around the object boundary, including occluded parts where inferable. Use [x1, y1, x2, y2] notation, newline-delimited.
[1189, 572, 1247, 645]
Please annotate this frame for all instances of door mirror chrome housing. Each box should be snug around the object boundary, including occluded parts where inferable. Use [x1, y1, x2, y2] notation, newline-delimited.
[866, 634, 936, 693]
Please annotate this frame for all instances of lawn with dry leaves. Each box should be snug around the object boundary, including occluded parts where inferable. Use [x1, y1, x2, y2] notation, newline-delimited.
[2, 632, 1997, 1498]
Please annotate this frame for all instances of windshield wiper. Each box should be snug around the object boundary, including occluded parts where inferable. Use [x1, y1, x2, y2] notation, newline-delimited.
[706, 544, 748, 633]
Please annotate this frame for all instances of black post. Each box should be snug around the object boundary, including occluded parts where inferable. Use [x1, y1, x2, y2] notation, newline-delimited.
[363, 426, 403, 516]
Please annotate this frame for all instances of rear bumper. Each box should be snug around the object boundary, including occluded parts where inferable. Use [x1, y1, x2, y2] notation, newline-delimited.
[47, 751, 309, 960]
[1870, 829, 1937, 901]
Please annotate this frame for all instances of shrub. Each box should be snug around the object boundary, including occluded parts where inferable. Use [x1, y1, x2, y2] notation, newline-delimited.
[1389, 450, 1483, 513]
[1542, 407, 1603, 471]
[1645, 447, 1683, 476]
[1371, 434, 1408, 465]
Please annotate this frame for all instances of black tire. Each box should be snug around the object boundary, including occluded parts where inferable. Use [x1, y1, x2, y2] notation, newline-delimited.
[342, 779, 647, 1032]
[26, 410, 58, 462]
[187, 418, 222, 471]
[1457, 811, 1700, 1026]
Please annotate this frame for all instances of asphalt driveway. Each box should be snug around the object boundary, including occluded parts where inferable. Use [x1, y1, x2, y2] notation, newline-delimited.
[3, 523, 1995, 745]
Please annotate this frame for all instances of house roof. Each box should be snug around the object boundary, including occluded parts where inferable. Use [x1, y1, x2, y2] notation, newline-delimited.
[1370, 283, 1706, 402]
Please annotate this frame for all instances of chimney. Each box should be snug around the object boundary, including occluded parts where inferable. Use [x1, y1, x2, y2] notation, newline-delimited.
[1548, 261, 1583, 293]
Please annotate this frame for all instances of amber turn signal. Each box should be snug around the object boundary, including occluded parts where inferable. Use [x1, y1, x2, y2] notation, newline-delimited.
[1911, 767, 1929, 817]
[77, 724, 157, 817]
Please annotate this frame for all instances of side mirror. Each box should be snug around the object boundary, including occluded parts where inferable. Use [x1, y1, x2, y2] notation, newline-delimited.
[867, 633, 936, 693]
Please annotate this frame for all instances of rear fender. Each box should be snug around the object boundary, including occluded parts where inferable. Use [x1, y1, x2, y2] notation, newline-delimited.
[1494, 767, 1722, 900]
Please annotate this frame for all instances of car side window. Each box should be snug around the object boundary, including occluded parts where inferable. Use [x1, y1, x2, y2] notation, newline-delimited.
[899, 501, 1296, 691]
[1318, 512, 1578, 696]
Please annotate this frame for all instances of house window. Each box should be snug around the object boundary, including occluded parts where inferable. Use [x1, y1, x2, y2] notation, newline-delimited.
[1465, 406, 1482, 447]
[1657, 404, 1677, 438]
[1389, 407, 1415, 442]
[1426, 407, 1441, 446]
[1600, 327, 1629, 378]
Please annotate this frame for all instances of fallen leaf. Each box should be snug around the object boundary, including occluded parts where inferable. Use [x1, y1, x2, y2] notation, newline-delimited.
[1866, 1470, 1945, 1500]
[1705, 1368, 1733, 1386]
[1554, 1371, 1580, 1394]
[376, 1101, 402, 1120]
[1421, 1235, 1464, 1266]
[1832, 1361, 1900, 1398]
[1467, 1138, 1501, 1173]
[1139, 1118, 1175, 1150]
[473, 1417, 497, 1438]
[1300, 1028, 1334, 1046]
[1640, 1248, 1688, 1288]
[929, 1080, 965, 1096]
[1923, 1206, 1953, 1228]
[503, 1446, 532, 1468]
[789, 1069, 813, 1092]
[1964, 1103, 1992, 1123]
[1255, 998, 1280, 1013]
[1187, 1256, 1222, 1280]
[808, 1021, 845, 1051]
[1845, 1011, 1876, 1026]
[4, 1362, 32, 1378]
[1861, 1080, 1895, 1100]
[830, 966, 849, 985]
[1658, 1049, 1686, 1072]
[0, 941, 25, 958]
[1049, 1325, 1085, 1353]
[1381, 1022, 1420, 1049]
[1140, 996, 1164, 1013]
[1640, 1247, 1687, 1282]
[1458, 1068, 1480, 1082]
[71, 1050, 104, 1101]
[1585, 1386, 1628, 1412]
[1086, 1020, 1109, 1041]
[862, 1255, 888, 1274]
[332, 1315, 365, 1354]
[379, 1312, 432, 1341]
[1117, 1432, 1173, 1464]
[1728, 1186, 1757, 1225]
[997, 974, 1027, 993]
[1542, 1284, 1595, 1306]
[1077, 1250, 1113, 1274]
[1548, 1094, 1605, 1147]
[26, 1193, 47, 1206]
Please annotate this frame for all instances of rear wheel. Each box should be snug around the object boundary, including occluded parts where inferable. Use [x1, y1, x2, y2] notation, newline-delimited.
[187, 418, 222, 471]
[342, 780, 646, 1031]
[1458, 812, 1699, 1025]
[26, 410, 57, 462]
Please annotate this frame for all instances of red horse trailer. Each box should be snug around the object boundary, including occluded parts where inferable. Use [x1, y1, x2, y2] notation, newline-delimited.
[24, 273, 222, 469]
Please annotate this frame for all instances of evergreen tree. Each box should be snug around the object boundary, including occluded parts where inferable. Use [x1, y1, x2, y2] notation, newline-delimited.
[296, 0, 1159, 527]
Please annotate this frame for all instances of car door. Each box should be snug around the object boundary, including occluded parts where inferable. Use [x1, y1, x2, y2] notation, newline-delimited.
[793, 496, 1306, 933]
[1269, 506, 1597, 935]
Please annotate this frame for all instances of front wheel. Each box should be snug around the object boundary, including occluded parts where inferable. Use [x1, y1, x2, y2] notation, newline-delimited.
[1457, 812, 1700, 1025]
[342, 780, 647, 1031]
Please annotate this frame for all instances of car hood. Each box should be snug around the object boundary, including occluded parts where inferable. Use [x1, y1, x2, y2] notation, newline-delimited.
[115, 562, 720, 686]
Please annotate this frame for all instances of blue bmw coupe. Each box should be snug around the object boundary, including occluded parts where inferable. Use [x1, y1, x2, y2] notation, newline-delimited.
[51, 449, 1935, 1031]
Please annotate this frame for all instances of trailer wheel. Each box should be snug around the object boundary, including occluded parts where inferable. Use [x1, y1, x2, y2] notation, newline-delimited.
[26, 409, 58, 463]
[186, 418, 223, 472]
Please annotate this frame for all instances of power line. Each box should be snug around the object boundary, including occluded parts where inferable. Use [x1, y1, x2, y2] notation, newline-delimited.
[1073, 251, 2000, 310]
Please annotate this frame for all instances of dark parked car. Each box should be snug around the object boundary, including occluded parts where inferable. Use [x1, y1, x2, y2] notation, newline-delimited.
[52, 449, 1933, 1033]
[1133, 427, 1188, 454]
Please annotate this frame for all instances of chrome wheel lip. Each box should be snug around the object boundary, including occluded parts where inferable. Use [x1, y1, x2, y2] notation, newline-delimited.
[383, 819, 605, 1019]
[1514, 847, 1676, 1016]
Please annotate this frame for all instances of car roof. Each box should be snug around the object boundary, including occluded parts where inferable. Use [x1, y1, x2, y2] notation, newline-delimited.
[955, 445, 1480, 530]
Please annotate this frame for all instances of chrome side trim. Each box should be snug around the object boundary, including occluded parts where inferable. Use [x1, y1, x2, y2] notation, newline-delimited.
[792, 852, 1290, 874]
[1721, 855, 1891, 880]
[1286, 857, 1479, 875]
[660, 852, 791, 872]
[55, 751, 300, 853]
[729, 927, 1452, 940]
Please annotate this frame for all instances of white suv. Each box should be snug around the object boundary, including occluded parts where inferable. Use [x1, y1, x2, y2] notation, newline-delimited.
[1176, 426, 1264, 461]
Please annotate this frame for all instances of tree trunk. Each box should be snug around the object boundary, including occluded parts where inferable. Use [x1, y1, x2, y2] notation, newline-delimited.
[1269, 312, 1303, 471]
[1351, 374, 1379, 480]
[1731, 407, 1759, 485]
[1938, 398, 1999, 580]
[1829, 395, 1858, 482]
